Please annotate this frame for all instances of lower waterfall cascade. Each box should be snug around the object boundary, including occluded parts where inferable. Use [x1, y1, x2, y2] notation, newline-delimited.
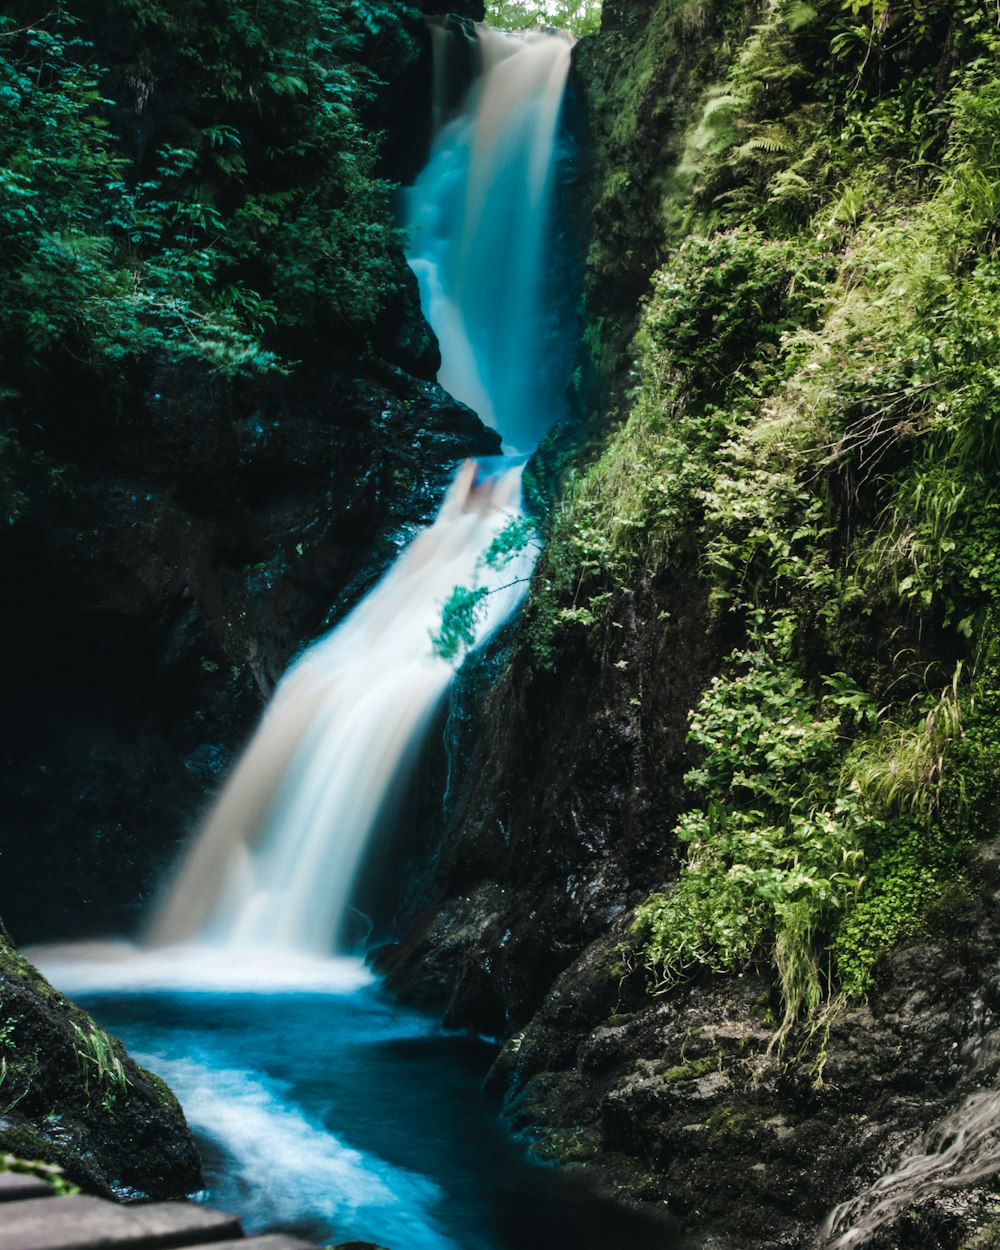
[146, 459, 533, 957]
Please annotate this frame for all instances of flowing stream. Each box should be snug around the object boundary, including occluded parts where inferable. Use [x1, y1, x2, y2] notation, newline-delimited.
[29, 23, 675, 1250]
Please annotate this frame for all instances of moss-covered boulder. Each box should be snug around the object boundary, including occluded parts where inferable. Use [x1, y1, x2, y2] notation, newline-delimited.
[0, 926, 200, 1200]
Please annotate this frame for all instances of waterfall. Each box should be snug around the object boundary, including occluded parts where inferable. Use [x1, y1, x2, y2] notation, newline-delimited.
[149, 462, 533, 953]
[140, 24, 575, 961]
[404, 24, 575, 455]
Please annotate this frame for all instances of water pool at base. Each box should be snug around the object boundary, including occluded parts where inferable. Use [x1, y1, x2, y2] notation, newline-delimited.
[75, 984, 678, 1250]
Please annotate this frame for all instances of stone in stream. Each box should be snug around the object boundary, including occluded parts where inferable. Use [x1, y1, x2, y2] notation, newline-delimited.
[333, 1243, 395, 1250]
[0, 936, 202, 1200]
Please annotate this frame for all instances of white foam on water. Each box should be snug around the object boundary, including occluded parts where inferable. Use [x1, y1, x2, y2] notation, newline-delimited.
[138, 1052, 460, 1250]
[28, 940, 375, 996]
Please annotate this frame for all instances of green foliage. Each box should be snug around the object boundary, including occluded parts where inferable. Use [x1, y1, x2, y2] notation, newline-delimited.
[831, 820, 968, 998]
[849, 664, 964, 823]
[527, 227, 830, 666]
[675, 0, 825, 231]
[72, 1023, 128, 1116]
[486, 0, 602, 36]
[642, 230, 832, 407]
[434, 585, 493, 661]
[633, 634, 975, 1026]
[1, 11, 264, 372]
[431, 514, 540, 662]
[0, 1154, 78, 1197]
[633, 617, 872, 1034]
[542, 0, 1000, 1036]
[576, 0, 761, 375]
[0, 0, 403, 385]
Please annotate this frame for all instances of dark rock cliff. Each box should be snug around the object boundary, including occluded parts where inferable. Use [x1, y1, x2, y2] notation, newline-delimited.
[377, 568, 718, 1037]
[1, 338, 497, 944]
[483, 847, 1000, 1249]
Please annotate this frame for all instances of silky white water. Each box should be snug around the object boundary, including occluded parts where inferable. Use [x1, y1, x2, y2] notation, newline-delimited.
[148, 459, 533, 955]
[816, 1010, 1000, 1247]
[404, 25, 575, 455]
[137, 1052, 451, 1249]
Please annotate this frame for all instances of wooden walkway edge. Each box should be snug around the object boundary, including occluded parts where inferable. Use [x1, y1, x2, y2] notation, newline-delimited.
[0, 1172, 316, 1250]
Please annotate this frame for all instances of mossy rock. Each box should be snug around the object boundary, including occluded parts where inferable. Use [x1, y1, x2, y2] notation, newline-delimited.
[0, 925, 200, 1200]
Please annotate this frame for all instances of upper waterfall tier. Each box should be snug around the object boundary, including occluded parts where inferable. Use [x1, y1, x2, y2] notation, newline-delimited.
[404, 25, 575, 456]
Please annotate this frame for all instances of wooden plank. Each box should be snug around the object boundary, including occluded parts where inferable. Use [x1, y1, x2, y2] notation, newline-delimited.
[0, 1194, 242, 1250]
[0, 1172, 53, 1201]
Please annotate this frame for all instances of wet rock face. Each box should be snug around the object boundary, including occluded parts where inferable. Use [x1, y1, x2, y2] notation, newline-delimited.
[0, 932, 200, 1199]
[385, 669, 1000, 1250]
[378, 570, 718, 1037]
[1, 338, 498, 945]
[470, 849, 1000, 1250]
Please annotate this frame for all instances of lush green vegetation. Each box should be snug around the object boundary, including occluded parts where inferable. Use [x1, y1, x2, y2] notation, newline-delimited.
[486, 0, 602, 36]
[527, 0, 1000, 1033]
[433, 515, 540, 659]
[1, 0, 414, 520]
[0, 0, 406, 372]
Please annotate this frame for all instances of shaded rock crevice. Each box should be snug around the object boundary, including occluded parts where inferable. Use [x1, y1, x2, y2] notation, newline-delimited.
[378, 568, 718, 1038]
[1, 346, 498, 944]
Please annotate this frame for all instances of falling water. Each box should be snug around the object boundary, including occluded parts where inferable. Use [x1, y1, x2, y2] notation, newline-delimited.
[140, 24, 575, 958]
[149, 461, 533, 953]
[404, 24, 575, 454]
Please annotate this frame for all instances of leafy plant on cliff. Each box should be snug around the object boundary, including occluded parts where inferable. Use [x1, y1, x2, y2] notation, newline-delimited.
[1, 11, 268, 373]
[486, 0, 602, 36]
[432, 514, 540, 661]
[526, 226, 830, 667]
[0, 0, 403, 382]
[633, 616, 873, 1035]
[544, 0, 1000, 1037]
[72, 1024, 129, 1117]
